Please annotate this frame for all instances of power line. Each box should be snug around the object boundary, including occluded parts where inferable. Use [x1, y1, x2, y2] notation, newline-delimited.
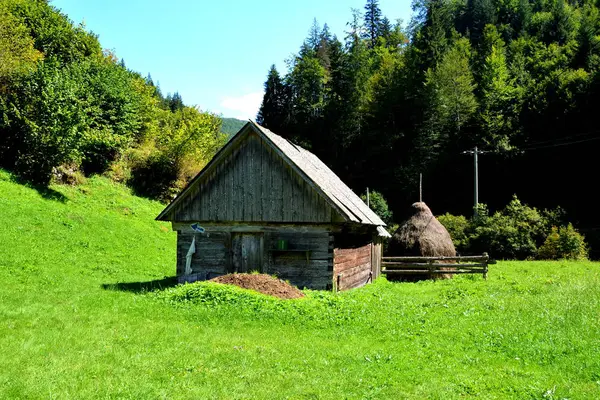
[521, 135, 600, 151]
[520, 129, 600, 148]
[459, 129, 600, 214]
[465, 131, 600, 156]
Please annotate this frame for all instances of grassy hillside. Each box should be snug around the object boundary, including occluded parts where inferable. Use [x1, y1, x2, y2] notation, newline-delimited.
[1, 169, 599, 399]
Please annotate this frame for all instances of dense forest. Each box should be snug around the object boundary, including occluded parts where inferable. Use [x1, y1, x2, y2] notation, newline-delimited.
[257, 0, 600, 256]
[0, 0, 227, 200]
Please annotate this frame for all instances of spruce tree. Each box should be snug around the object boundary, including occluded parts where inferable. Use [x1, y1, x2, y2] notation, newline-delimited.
[256, 65, 287, 133]
[169, 92, 184, 112]
[363, 0, 383, 48]
[380, 17, 392, 46]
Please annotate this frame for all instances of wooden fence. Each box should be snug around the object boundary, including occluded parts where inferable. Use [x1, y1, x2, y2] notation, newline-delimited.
[381, 253, 492, 279]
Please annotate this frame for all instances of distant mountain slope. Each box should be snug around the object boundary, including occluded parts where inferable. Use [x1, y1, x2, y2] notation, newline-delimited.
[220, 118, 246, 138]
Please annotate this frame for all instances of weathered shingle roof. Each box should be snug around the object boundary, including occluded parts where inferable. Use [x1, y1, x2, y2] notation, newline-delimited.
[252, 123, 386, 227]
[156, 121, 389, 231]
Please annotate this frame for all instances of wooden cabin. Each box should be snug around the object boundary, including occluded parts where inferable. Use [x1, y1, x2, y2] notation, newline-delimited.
[156, 121, 390, 291]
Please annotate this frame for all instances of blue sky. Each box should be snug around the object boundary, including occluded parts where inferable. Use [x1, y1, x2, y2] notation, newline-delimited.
[51, 0, 413, 120]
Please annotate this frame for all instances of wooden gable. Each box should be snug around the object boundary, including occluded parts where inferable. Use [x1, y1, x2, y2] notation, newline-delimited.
[160, 129, 343, 223]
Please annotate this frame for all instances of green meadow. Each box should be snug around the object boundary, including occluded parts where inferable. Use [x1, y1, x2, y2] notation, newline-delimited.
[1, 169, 599, 399]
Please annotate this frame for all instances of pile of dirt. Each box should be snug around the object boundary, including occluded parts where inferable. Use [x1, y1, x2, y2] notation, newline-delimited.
[210, 274, 305, 299]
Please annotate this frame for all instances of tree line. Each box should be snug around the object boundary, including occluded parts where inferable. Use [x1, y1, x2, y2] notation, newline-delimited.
[257, 0, 600, 255]
[0, 0, 226, 200]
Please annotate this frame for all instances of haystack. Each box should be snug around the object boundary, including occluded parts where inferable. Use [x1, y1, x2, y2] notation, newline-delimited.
[388, 202, 456, 280]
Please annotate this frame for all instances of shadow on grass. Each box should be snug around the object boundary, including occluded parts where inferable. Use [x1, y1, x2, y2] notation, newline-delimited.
[102, 276, 179, 293]
[9, 174, 68, 203]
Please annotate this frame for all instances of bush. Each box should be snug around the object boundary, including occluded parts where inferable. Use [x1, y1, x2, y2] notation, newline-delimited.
[538, 224, 588, 260]
[80, 136, 120, 175]
[469, 197, 546, 259]
[128, 108, 226, 201]
[437, 213, 469, 252]
[437, 196, 587, 260]
[361, 190, 393, 225]
[129, 152, 179, 201]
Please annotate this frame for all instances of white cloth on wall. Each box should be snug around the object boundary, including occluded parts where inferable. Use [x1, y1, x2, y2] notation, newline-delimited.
[185, 236, 196, 275]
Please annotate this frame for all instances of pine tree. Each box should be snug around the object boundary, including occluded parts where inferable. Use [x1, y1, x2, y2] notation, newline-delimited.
[478, 26, 520, 150]
[169, 92, 184, 112]
[411, 0, 453, 74]
[346, 8, 363, 45]
[363, 0, 383, 48]
[307, 18, 321, 52]
[418, 38, 478, 168]
[316, 24, 332, 70]
[466, 0, 497, 45]
[256, 65, 287, 133]
[145, 73, 154, 86]
[380, 17, 392, 46]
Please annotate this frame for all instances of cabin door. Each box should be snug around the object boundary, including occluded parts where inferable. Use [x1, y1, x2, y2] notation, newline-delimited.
[232, 233, 263, 273]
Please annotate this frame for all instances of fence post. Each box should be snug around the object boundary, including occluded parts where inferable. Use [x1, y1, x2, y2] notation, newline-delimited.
[483, 252, 489, 280]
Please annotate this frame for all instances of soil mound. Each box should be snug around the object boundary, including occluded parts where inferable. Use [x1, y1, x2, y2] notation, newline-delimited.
[210, 274, 305, 299]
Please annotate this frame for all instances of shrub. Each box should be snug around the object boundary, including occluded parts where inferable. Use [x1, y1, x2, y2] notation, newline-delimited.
[361, 190, 393, 225]
[436, 196, 587, 260]
[80, 135, 121, 175]
[469, 196, 546, 259]
[52, 164, 86, 186]
[128, 108, 226, 201]
[437, 213, 469, 252]
[129, 152, 179, 201]
[538, 224, 588, 260]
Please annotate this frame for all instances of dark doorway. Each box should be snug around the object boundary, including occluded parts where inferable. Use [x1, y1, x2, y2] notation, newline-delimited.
[232, 233, 264, 273]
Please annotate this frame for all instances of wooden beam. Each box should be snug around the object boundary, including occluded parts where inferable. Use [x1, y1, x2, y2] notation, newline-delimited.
[382, 262, 488, 269]
[382, 255, 488, 262]
[382, 269, 486, 275]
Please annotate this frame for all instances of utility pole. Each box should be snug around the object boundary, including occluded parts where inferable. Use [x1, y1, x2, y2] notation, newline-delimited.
[462, 146, 486, 216]
[366, 187, 370, 207]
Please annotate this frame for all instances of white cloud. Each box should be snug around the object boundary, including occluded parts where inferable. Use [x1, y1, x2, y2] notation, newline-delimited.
[220, 91, 264, 120]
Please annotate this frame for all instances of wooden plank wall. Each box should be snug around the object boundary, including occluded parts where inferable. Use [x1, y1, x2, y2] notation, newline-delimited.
[170, 133, 336, 223]
[177, 232, 230, 280]
[371, 240, 382, 280]
[174, 224, 333, 290]
[333, 243, 373, 291]
[264, 231, 332, 290]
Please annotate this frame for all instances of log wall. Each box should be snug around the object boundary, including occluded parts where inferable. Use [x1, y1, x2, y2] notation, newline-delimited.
[176, 231, 230, 280]
[175, 224, 333, 290]
[333, 243, 373, 291]
[263, 230, 332, 290]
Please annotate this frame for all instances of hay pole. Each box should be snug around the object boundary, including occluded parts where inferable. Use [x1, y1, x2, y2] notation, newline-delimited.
[419, 173, 422, 202]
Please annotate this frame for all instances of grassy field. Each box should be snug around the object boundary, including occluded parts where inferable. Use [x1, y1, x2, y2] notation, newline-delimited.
[1, 169, 599, 399]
